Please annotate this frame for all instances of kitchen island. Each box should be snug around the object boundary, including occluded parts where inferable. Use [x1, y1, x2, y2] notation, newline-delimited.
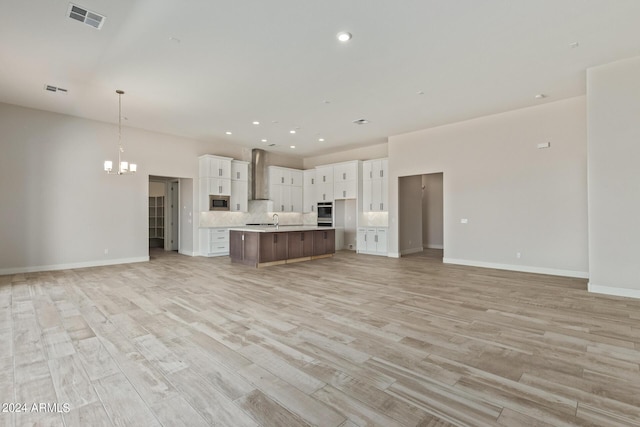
[229, 226, 335, 267]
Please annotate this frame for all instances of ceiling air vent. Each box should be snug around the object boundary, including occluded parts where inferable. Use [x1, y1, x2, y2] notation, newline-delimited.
[44, 84, 68, 94]
[352, 119, 370, 125]
[67, 3, 106, 29]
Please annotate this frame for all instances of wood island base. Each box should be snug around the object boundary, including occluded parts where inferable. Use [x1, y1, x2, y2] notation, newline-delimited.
[230, 229, 335, 268]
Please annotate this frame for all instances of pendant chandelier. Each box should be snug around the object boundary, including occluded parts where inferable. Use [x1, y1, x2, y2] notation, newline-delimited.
[104, 90, 137, 174]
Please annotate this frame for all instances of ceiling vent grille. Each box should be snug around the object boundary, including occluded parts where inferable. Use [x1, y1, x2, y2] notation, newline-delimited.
[44, 84, 68, 94]
[67, 3, 105, 29]
[352, 119, 370, 125]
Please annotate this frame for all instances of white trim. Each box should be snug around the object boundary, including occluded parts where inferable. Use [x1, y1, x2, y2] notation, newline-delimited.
[0, 256, 149, 275]
[357, 251, 389, 257]
[424, 244, 444, 249]
[588, 282, 640, 299]
[179, 250, 197, 257]
[388, 252, 401, 258]
[401, 247, 423, 255]
[443, 258, 589, 279]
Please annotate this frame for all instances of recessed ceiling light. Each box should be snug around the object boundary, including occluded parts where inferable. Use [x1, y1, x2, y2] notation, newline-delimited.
[318, 138, 325, 142]
[534, 94, 547, 99]
[225, 131, 232, 135]
[417, 90, 425, 95]
[322, 100, 331, 104]
[252, 121, 260, 125]
[169, 36, 181, 43]
[569, 41, 579, 48]
[272, 120, 279, 124]
[352, 119, 369, 125]
[261, 139, 267, 142]
[290, 145, 296, 149]
[337, 32, 352, 42]
[289, 130, 296, 134]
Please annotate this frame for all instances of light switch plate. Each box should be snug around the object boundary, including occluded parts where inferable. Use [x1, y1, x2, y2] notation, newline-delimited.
[461, 218, 468, 224]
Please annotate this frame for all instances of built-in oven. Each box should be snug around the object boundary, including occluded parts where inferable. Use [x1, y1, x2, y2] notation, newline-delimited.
[317, 202, 333, 227]
[209, 195, 230, 211]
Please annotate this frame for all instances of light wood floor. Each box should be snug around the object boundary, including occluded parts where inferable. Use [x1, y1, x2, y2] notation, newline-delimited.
[1, 249, 640, 426]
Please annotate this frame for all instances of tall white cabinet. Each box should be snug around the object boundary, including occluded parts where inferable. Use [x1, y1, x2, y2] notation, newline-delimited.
[230, 160, 249, 212]
[315, 165, 334, 202]
[303, 169, 317, 213]
[362, 158, 389, 212]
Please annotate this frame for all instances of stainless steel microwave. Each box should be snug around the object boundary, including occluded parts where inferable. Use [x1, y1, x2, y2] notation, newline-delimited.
[209, 195, 230, 211]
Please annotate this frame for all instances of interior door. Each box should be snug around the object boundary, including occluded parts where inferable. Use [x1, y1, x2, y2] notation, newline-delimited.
[169, 181, 179, 250]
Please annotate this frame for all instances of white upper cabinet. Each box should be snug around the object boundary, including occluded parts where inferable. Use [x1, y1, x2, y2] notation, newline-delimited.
[290, 170, 303, 187]
[231, 160, 249, 181]
[199, 155, 232, 179]
[269, 166, 304, 212]
[303, 169, 317, 213]
[332, 161, 358, 200]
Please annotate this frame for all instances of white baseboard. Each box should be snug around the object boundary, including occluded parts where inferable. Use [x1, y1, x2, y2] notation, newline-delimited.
[179, 250, 197, 256]
[0, 256, 150, 276]
[588, 282, 640, 299]
[401, 247, 424, 255]
[388, 252, 401, 258]
[443, 258, 589, 279]
[424, 244, 444, 249]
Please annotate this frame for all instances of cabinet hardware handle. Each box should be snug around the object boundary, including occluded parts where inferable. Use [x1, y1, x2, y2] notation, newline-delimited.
[375, 235, 378, 243]
[323, 176, 326, 182]
[281, 205, 284, 211]
[380, 170, 383, 177]
[236, 203, 240, 210]
[281, 177, 284, 184]
[370, 203, 372, 210]
[370, 171, 372, 178]
[219, 168, 222, 176]
[343, 190, 346, 197]
[343, 172, 346, 180]
[291, 178, 294, 185]
[311, 178, 314, 184]
[237, 172, 240, 179]
[219, 185, 222, 193]
[364, 235, 367, 241]
[380, 203, 383, 210]
[291, 205, 293, 211]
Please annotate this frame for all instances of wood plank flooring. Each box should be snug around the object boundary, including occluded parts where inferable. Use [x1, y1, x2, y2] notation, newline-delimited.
[1, 249, 640, 426]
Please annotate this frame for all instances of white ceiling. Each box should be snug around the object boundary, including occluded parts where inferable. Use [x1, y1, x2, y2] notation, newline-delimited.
[2, 1, 640, 157]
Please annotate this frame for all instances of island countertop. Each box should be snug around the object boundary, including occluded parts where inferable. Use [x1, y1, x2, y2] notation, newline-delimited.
[228, 225, 335, 233]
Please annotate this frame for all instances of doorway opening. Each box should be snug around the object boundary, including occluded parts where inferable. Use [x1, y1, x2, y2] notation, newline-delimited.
[398, 172, 443, 259]
[149, 176, 180, 252]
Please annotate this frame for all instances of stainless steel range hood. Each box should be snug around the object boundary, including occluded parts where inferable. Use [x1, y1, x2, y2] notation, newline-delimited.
[251, 148, 268, 200]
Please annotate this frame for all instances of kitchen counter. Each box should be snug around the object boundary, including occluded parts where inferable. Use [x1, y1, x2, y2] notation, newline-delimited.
[229, 225, 334, 233]
[230, 227, 335, 267]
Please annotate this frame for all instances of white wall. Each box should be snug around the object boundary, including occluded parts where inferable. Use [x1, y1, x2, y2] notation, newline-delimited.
[398, 175, 423, 254]
[422, 173, 444, 249]
[388, 96, 588, 277]
[303, 143, 387, 169]
[587, 56, 640, 297]
[0, 102, 243, 273]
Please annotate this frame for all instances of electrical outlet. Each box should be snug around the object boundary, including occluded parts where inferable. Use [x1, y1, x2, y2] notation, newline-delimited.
[461, 218, 468, 224]
[104, 248, 109, 255]
[516, 252, 521, 259]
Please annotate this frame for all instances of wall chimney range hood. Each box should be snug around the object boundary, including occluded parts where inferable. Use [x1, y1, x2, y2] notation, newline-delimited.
[251, 148, 268, 200]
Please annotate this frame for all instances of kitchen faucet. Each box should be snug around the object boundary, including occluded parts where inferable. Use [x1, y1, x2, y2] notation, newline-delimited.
[273, 213, 279, 229]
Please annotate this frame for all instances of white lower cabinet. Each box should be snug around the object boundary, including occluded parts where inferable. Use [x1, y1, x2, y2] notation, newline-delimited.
[200, 228, 230, 256]
[357, 227, 387, 256]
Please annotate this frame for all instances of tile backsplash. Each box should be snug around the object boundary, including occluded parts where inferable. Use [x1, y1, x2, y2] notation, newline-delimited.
[199, 200, 317, 228]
